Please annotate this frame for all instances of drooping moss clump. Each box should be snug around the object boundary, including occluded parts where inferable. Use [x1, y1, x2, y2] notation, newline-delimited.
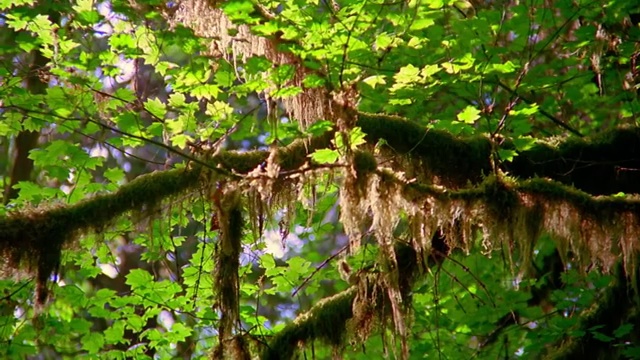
[352, 150, 377, 176]
[213, 190, 247, 359]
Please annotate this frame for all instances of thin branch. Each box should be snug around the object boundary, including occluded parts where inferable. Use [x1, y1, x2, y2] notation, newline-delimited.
[493, 80, 583, 137]
[292, 244, 349, 297]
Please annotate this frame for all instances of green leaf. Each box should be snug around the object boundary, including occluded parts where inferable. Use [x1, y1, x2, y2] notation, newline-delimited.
[302, 74, 326, 88]
[81, 332, 105, 354]
[486, 61, 518, 74]
[613, 323, 633, 338]
[272, 86, 303, 99]
[73, 0, 101, 24]
[69, 318, 92, 333]
[410, 17, 435, 30]
[6, 14, 29, 31]
[125, 269, 154, 289]
[512, 136, 536, 151]
[395, 64, 421, 84]
[498, 149, 518, 162]
[261, 254, 276, 270]
[349, 127, 367, 149]
[0, 0, 36, 9]
[104, 168, 125, 184]
[171, 133, 192, 148]
[457, 106, 481, 124]
[309, 149, 339, 164]
[305, 120, 333, 137]
[168, 93, 186, 108]
[56, 285, 87, 307]
[191, 84, 219, 100]
[104, 321, 127, 344]
[145, 98, 167, 119]
[214, 70, 235, 87]
[287, 257, 310, 275]
[591, 331, 614, 343]
[166, 322, 192, 342]
[363, 75, 387, 89]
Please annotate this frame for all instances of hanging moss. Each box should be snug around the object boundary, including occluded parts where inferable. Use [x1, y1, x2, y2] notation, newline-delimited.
[394, 168, 640, 273]
[3, 107, 640, 353]
[212, 190, 245, 359]
[262, 241, 424, 360]
[394, 241, 421, 300]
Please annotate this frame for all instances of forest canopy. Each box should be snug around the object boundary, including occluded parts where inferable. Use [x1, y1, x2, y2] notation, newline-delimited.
[1, 0, 640, 359]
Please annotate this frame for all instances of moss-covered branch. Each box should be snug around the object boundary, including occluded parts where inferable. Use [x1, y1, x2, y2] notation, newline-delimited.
[358, 113, 640, 194]
[262, 243, 421, 360]
[262, 287, 357, 360]
[0, 166, 203, 303]
[214, 113, 640, 196]
[1, 111, 638, 305]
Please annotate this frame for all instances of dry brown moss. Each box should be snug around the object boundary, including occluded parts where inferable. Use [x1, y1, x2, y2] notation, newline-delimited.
[170, 0, 332, 128]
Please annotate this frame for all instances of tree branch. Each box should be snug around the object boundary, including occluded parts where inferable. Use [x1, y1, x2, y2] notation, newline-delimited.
[0, 166, 204, 303]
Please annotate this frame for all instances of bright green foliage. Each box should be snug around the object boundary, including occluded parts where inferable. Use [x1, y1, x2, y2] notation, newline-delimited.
[0, 0, 639, 359]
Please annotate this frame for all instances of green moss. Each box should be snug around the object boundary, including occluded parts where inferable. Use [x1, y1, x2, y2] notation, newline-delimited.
[262, 287, 357, 360]
[511, 127, 640, 195]
[357, 113, 493, 187]
[518, 178, 640, 216]
[0, 167, 203, 304]
[487, 175, 519, 215]
[353, 150, 377, 177]
[214, 150, 268, 174]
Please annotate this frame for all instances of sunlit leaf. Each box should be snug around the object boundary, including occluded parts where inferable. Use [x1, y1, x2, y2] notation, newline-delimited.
[309, 149, 339, 164]
[457, 106, 481, 124]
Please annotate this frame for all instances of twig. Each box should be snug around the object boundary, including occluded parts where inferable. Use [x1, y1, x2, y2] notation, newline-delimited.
[292, 244, 349, 297]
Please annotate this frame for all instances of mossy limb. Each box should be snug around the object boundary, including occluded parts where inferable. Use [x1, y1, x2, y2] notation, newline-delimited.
[0, 166, 204, 304]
